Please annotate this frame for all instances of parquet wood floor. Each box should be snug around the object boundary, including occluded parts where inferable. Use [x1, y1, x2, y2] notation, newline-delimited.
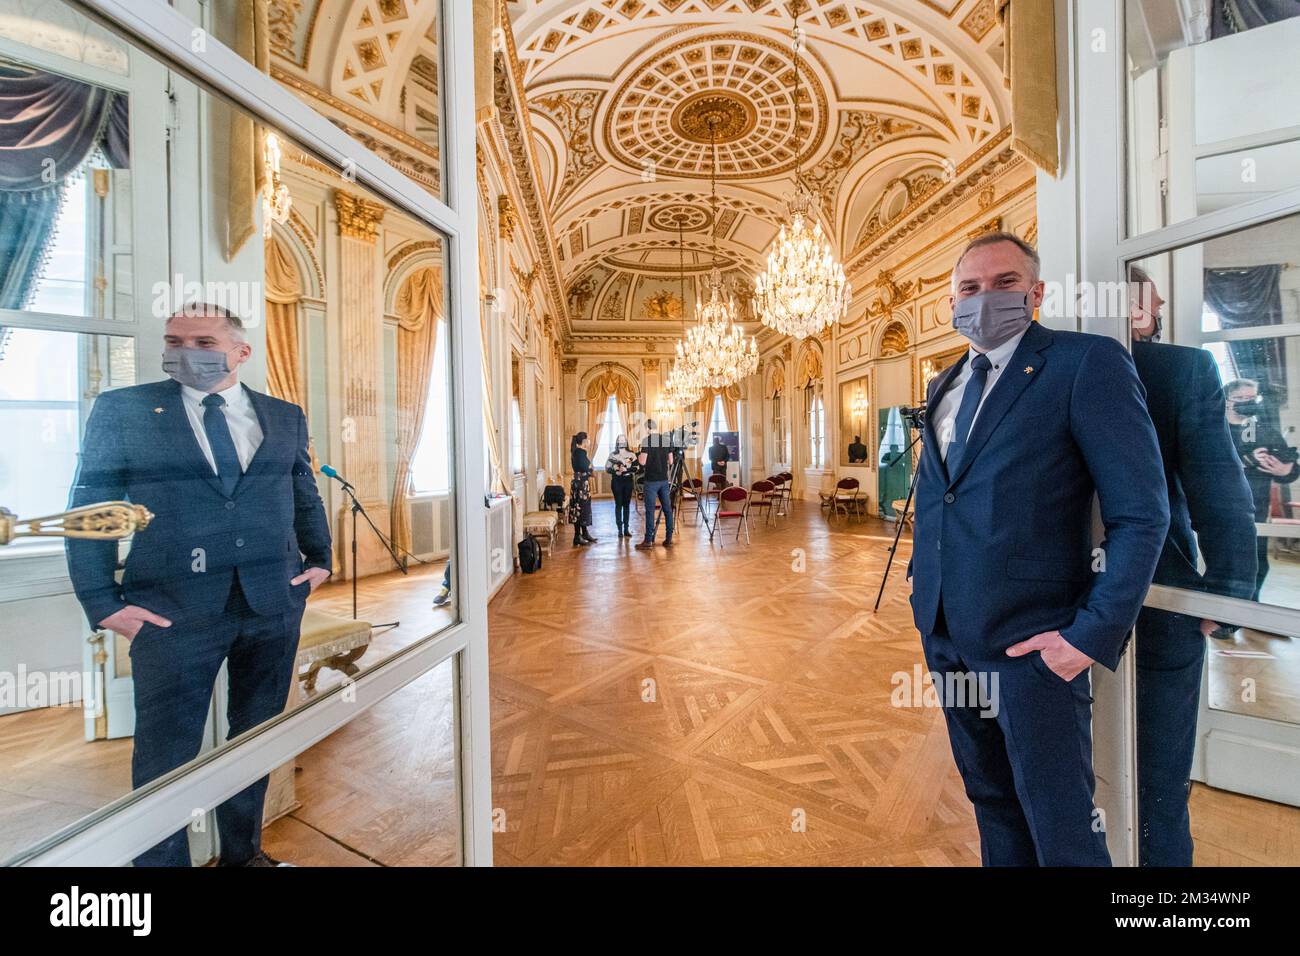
[488, 499, 984, 866]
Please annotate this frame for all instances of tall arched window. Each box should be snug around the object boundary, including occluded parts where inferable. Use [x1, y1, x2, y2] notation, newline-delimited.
[592, 394, 622, 466]
[808, 390, 825, 469]
[703, 394, 729, 457]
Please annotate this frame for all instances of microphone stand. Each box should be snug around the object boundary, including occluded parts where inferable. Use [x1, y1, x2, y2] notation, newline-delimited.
[330, 476, 405, 630]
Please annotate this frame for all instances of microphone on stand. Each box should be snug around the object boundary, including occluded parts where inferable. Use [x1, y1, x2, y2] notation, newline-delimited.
[319, 464, 355, 490]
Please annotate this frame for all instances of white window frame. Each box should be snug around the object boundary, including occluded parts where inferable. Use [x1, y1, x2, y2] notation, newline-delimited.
[11, 0, 491, 867]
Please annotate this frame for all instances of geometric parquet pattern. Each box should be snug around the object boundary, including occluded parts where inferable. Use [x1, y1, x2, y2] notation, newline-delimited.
[489, 498, 984, 866]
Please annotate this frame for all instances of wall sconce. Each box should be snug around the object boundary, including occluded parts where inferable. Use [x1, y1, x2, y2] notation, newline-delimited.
[262, 132, 292, 238]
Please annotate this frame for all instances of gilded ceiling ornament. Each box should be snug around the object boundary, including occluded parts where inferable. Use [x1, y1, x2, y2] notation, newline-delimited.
[643, 290, 682, 322]
[567, 275, 598, 317]
[866, 270, 916, 318]
[802, 110, 931, 222]
[532, 89, 604, 205]
[498, 195, 519, 241]
[334, 191, 386, 242]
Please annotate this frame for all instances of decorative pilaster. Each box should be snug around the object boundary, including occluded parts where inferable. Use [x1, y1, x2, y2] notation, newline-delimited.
[333, 189, 389, 578]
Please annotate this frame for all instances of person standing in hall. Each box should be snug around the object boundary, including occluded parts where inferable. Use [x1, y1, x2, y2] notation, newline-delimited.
[908, 232, 1169, 866]
[65, 303, 332, 867]
[568, 431, 597, 546]
[605, 434, 637, 538]
[636, 419, 675, 550]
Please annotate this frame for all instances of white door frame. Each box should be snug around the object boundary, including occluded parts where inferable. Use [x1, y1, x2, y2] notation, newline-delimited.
[9, 0, 491, 867]
[1040, 0, 1300, 864]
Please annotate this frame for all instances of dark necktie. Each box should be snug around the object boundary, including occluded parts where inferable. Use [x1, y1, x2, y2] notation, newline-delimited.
[946, 353, 992, 473]
[201, 393, 242, 497]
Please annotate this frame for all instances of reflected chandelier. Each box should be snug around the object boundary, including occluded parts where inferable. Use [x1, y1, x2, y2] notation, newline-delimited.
[673, 118, 758, 389]
[753, 14, 850, 340]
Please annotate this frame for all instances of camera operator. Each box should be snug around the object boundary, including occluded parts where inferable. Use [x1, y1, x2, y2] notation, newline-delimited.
[1226, 378, 1299, 600]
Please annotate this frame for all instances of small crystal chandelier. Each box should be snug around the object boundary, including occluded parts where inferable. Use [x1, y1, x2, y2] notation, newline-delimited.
[753, 14, 850, 340]
[673, 118, 759, 388]
[262, 132, 291, 238]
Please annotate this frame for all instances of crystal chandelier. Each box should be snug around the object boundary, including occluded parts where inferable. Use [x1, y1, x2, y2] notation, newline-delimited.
[753, 14, 850, 340]
[672, 119, 759, 388]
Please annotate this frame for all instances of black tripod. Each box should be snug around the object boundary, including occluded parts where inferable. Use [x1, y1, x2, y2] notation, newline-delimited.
[873, 410, 925, 613]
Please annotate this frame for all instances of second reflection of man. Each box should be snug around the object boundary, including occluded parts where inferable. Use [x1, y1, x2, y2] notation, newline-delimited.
[1129, 266, 1257, 866]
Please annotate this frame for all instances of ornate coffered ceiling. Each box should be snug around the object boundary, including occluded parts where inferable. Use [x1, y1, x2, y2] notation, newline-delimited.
[508, 0, 1008, 338]
[266, 1, 1010, 345]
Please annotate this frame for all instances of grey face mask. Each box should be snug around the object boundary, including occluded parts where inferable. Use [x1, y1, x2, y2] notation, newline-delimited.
[952, 290, 1032, 351]
[162, 346, 231, 391]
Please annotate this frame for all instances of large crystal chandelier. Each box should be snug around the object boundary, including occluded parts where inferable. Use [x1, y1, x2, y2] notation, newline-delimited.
[753, 14, 850, 340]
[673, 119, 759, 388]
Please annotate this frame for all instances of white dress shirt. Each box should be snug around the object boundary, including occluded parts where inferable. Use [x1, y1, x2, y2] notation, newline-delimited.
[180, 381, 264, 474]
[931, 325, 1030, 461]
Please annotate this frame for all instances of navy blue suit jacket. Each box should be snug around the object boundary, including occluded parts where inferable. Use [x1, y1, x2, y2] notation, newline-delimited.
[65, 379, 332, 629]
[908, 322, 1170, 670]
[1131, 341, 1256, 600]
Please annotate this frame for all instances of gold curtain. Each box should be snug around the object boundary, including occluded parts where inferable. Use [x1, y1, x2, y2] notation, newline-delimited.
[584, 370, 637, 455]
[226, 0, 270, 260]
[264, 236, 303, 410]
[797, 347, 823, 389]
[481, 339, 511, 495]
[390, 268, 443, 554]
[997, 0, 1060, 176]
[767, 364, 785, 400]
[473, 0, 497, 117]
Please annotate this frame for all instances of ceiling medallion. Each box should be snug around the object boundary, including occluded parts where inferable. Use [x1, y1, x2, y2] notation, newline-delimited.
[604, 32, 826, 182]
[671, 91, 756, 145]
[647, 203, 712, 234]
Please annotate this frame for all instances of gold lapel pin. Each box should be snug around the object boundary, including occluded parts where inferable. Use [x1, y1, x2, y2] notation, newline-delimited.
[1024, 366, 1034, 374]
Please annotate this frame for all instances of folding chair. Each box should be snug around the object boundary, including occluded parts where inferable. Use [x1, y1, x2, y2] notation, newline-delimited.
[705, 473, 728, 510]
[748, 479, 777, 527]
[768, 475, 789, 519]
[777, 471, 794, 516]
[817, 473, 839, 514]
[831, 477, 860, 523]
[713, 486, 752, 545]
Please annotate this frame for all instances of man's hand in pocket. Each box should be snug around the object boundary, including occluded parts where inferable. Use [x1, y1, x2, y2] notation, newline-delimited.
[99, 606, 172, 642]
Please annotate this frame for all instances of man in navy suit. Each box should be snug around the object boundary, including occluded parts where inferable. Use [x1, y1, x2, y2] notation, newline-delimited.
[1128, 268, 1256, 865]
[908, 233, 1169, 866]
[66, 303, 332, 867]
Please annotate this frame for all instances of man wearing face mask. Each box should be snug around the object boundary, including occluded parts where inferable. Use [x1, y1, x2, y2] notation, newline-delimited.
[907, 233, 1169, 866]
[66, 303, 332, 867]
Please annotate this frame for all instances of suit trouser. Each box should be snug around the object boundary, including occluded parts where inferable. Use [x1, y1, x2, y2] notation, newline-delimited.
[921, 601, 1111, 866]
[1135, 606, 1205, 867]
[128, 576, 303, 866]
[642, 480, 674, 541]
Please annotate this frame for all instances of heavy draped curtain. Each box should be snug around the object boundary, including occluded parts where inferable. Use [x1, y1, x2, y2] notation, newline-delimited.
[226, 0, 269, 260]
[390, 267, 443, 553]
[264, 236, 303, 409]
[585, 369, 636, 453]
[0, 64, 129, 311]
[1205, 265, 1287, 430]
[996, 0, 1059, 176]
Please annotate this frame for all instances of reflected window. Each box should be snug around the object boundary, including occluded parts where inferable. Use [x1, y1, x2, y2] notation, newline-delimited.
[592, 394, 621, 466]
[410, 318, 451, 494]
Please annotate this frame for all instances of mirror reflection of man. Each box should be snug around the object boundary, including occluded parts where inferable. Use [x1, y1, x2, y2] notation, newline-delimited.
[66, 303, 332, 867]
[1127, 267, 1257, 866]
[908, 232, 1168, 866]
[707, 434, 730, 476]
[1225, 377, 1300, 601]
[847, 435, 868, 463]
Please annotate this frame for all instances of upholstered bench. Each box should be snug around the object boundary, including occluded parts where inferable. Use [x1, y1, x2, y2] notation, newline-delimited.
[523, 510, 559, 553]
[296, 609, 372, 696]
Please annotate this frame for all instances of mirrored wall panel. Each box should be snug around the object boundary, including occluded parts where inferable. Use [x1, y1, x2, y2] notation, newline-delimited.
[1125, 0, 1300, 237]
[0, 0, 460, 866]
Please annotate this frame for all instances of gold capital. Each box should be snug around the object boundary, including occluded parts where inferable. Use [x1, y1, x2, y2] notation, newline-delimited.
[335, 191, 387, 243]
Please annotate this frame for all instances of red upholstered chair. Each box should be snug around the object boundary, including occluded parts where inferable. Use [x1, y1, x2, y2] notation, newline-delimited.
[748, 479, 777, 527]
[767, 475, 789, 519]
[705, 472, 728, 510]
[713, 486, 752, 545]
[831, 477, 860, 523]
